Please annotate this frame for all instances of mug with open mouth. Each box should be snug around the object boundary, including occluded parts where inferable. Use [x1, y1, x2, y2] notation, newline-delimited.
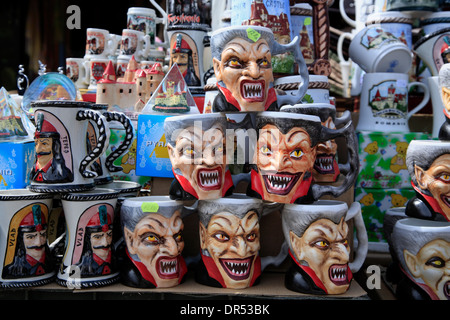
[196, 194, 287, 289]
[391, 218, 450, 300]
[56, 188, 120, 288]
[0, 189, 55, 288]
[247, 111, 359, 204]
[164, 113, 235, 200]
[210, 25, 309, 112]
[119, 196, 194, 288]
[281, 200, 368, 295]
[280, 103, 353, 183]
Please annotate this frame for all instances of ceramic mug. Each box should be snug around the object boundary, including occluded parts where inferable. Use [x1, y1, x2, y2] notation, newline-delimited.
[119, 196, 193, 288]
[57, 188, 120, 288]
[339, 0, 386, 31]
[386, 0, 439, 12]
[87, 104, 135, 185]
[281, 200, 368, 295]
[280, 103, 353, 183]
[196, 194, 286, 289]
[405, 139, 450, 222]
[84, 28, 119, 60]
[428, 76, 446, 138]
[88, 58, 112, 90]
[439, 64, 450, 140]
[391, 217, 450, 300]
[29, 100, 110, 193]
[348, 24, 413, 74]
[356, 72, 430, 133]
[290, 3, 314, 66]
[66, 58, 89, 89]
[118, 29, 151, 62]
[247, 111, 359, 204]
[164, 113, 234, 200]
[127, 7, 160, 46]
[0, 189, 55, 288]
[414, 27, 450, 76]
[365, 11, 414, 49]
[210, 25, 309, 112]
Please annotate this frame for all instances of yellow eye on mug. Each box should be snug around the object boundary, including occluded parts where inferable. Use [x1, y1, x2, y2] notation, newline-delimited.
[290, 149, 303, 159]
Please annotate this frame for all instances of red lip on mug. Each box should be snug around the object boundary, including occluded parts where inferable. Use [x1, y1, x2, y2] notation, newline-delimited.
[262, 172, 301, 195]
[240, 80, 265, 102]
[197, 167, 222, 191]
[219, 256, 254, 281]
[329, 264, 350, 286]
[156, 256, 179, 279]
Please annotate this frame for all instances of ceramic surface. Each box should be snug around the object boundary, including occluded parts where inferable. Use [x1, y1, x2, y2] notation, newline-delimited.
[118, 29, 151, 62]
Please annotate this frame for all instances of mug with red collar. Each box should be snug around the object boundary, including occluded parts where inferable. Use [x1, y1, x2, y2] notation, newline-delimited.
[0, 189, 54, 288]
[57, 188, 120, 288]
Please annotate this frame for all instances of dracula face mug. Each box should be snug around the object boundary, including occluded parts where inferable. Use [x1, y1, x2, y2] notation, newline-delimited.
[247, 111, 359, 204]
[281, 201, 368, 295]
[196, 194, 285, 289]
[280, 103, 353, 183]
[164, 113, 234, 200]
[120, 196, 191, 288]
[356, 72, 430, 133]
[210, 25, 309, 112]
[406, 140, 450, 222]
[57, 188, 119, 288]
[348, 24, 413, 74]
[29, 100, 110, 193]
[391, 218, 450, 300]
[0, 189, 55, 288]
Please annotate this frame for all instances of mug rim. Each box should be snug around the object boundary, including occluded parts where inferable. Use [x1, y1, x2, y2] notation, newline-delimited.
[31, 100, 92, 108]
[395, 217, 450, 230]
[0, 189, 54, 201]
[122, 195, 184, 207]
[164, 112, 225, 123]
[283, 199, 348, 211]
[211, 25, 273, 37]
[280, 103, 335, 111]
[413, 26, 450, 50]
[199, 193, 262, 204]
[60, 188, 120, 201]
[256, 111, 321, 122]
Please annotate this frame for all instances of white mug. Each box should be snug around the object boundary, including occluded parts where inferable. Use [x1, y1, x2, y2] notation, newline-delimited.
[84, 28, 119, 60]
[274, 75, 330, 104]
[118, 29, 151, 62]
[87, 58, 112, 90]
[349, 24, 413, 74]
[365, 11, 414, 49]
[339, 0, 386, 31]
[66, 58, 89, 89]
[357, 72, 430, 132]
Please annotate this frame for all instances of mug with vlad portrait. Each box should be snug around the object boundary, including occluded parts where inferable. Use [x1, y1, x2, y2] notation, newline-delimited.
[29, 101, 110, 193]
[119, 196, 193, 288]
[280, 103, 354, 183]
[0, 189, 55, 288]
[246, 111, 359, 204]
[405, 140, 450, 222]
[210, 25, 309, 113]
[281, 200, 368, 295]
[391, 217, 450, 300]
[57, 188, 120, 288]
[196, 194, 286, 289]
[164, 113, 234, 200]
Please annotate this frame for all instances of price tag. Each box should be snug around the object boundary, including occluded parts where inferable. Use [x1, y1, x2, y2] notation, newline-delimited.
[247, 28, 261, 42]
[141, 202, 159, 212]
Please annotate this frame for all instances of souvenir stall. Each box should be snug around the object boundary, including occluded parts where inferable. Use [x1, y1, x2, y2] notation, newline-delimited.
[0, 0, 449, 302]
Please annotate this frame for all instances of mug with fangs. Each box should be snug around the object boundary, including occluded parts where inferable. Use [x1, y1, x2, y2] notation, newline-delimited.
[210, 25, 309, 113]
[164, 113, 234, 200]
[247, 111, 359, 204]
[196, 194, 287, 289]
[281, 200, 368, 295]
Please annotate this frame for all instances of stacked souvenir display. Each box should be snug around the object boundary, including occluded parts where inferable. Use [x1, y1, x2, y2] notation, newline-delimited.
[0, 0, 370, 297]
[339, 1, 450, 251]
[382, 63, 450, 300]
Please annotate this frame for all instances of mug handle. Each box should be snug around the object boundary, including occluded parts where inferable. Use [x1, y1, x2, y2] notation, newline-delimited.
[345, 202, 368, 273]
[76, 109, 110, 178]
[261, 240, 289, 271]
[273, 35, 309, 107]
[141, 34, 151, 60]
[103, 112, 135, 172]
[339, 0, 356, 28]
[311, 120, 359, 200]
[406, 82, 430, 119]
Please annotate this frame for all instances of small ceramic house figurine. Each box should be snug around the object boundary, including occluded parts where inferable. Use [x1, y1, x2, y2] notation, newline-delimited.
[210, 25, 309, 112]
[405, 140, 450, 222]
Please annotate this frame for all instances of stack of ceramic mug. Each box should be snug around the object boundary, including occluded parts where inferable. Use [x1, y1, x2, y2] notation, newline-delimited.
[129, 24, 369, 295]
[0, 100, 141, 289]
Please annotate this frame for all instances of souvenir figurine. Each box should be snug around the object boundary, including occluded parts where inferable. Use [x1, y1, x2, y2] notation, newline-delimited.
[391, 218, 450, 300]
[247, 111, 358, 204]
[281, 201, 368, 295]
[119, 196, 190, 288]
[164, 113, 234, 200]
[210, 25, 309, 112]
[405, 140, 450, 222]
